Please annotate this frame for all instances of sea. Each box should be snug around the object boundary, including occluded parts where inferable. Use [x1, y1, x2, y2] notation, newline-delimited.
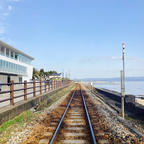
[91, 81, 144, 97]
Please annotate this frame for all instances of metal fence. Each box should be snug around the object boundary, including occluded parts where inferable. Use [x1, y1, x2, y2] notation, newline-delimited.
[0, 80, 71, 107]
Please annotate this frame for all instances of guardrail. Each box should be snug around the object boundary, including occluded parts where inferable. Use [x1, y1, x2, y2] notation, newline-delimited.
[0, 80, 71, 106]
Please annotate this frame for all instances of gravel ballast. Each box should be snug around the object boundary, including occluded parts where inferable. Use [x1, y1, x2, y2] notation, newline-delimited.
[83, 84, 144, 143]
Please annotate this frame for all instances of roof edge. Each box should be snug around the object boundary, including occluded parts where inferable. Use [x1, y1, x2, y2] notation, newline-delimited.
[0, 40, 34, 60]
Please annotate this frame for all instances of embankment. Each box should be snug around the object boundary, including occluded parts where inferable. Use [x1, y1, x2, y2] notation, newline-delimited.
[94, 87, 144, 119]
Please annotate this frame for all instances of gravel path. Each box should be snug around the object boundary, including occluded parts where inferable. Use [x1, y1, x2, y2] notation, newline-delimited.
[83, 84, 144, 143]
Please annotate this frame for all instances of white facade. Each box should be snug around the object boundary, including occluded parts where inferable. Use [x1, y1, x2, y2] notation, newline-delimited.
[48, 74, 61, 79]
[0, 41, 34, 83]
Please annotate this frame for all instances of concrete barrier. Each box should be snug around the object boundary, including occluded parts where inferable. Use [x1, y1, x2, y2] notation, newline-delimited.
[95, 87, 144, 119]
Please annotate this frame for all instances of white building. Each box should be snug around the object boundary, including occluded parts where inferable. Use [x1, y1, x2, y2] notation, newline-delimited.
[48, 73, 61, 79]
[0, 41, 34, 83]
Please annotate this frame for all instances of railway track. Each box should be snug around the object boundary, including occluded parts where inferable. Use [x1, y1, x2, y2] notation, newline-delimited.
[38, 84, 109, 144]
[9, 83, 144, 144]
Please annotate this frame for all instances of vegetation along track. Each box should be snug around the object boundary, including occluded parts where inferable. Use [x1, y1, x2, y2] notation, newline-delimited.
[37, 84, 110, 144]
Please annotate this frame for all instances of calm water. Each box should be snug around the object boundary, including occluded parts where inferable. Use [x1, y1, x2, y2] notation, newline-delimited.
[93, 81, 144, 96]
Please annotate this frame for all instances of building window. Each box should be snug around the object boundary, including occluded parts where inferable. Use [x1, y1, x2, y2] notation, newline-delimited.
[19, 77, 22, 83]
[18, 54, 32, 64]
[7, 75, 10, 85]
[0, 59, 27, 75]
[0, 46, 5, 55]
[15, 53, 18, 60]
[11, 51, 14, 58]
[6, 48, 9, 57]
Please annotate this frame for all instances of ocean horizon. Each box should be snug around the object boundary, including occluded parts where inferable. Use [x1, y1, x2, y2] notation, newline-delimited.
[87, 81, 144, 97]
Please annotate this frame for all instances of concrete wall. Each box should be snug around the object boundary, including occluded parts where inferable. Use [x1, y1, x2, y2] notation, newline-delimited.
[22, 63, 33, 82]
[95, 88, 144, 119]
[0, 83, 71, 124]
[11, 75, 19, 82]
[0, 74, 19, 83]
[0, 74, 7, 83]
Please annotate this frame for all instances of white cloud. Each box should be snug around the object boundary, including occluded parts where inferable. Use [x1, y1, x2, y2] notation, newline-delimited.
[127, 57, 144, 62]
[0, 6, 3, 10]
[8, 0, 21, 2]
[111, 56, 122, 60]
[0, 0, 21, 39]
[111, 56, 144, 62]
[79, 58, 98, 64]
[0, 27, 5, 34]
[3, 12, 9, 16]
[0, 5, 13, 17]
[8, 5, 13, 11]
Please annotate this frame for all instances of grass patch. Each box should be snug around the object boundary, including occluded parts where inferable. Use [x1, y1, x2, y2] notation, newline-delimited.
[0, 111, 33, 133]
[36, 84, 75, 111]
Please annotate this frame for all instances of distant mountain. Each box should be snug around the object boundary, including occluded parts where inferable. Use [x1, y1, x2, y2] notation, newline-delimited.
[74, 77, 144, 82]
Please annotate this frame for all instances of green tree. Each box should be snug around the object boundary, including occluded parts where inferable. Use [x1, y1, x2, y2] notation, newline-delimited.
[32, 68, 39, 79]
[32, 68, 58, 79]
[39, 69, 44, 77]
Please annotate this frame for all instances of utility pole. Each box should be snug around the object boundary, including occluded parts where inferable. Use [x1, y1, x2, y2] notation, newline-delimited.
[121, 43, 125, 118]
[68, 70, 71, 80]
[121, 70, 125, 118]
[62, 69, 64, 80]
[65, 72, 67, 79]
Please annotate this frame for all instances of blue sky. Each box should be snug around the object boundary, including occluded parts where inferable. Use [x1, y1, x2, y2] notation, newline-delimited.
[0, 0, 144, 79]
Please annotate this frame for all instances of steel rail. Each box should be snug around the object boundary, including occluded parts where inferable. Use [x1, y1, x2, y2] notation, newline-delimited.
[80, 89, 97, 144]
[49, 90, 76, 144]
